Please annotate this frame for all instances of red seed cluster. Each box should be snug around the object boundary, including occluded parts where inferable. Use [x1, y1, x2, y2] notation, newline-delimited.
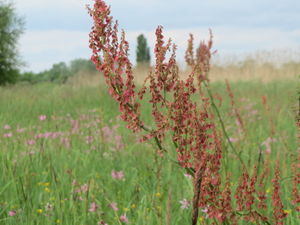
[272, 164, 288, 224]
[88, 0, 142, 133]
[257, 166, 269, 210]
[291, 134, 300, 214]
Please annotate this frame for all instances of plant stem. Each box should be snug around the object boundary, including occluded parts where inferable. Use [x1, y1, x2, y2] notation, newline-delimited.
[203, 81, 246, 169]
[191, 169, 203, 225]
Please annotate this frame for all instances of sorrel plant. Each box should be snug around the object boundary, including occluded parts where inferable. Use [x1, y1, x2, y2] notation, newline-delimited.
[88, 1, 297, 224]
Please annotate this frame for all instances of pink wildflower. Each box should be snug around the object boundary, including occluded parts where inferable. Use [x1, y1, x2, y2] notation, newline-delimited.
[81, 184, 89, 192]
[98, 221, 108, 225]
[35, 133, 44, 139]
[179, 199, 190, 209]
[184, 173, 193, 179]
[109, 202, 119, 211]
[70, 119, 80, 133]
[16, 128, 25, 133]
[44, 132, 52, 138]
[85, 135, 93, 144]
[4, 124, 11, 129]
[51, 132, 63, 139]
[3, 133, 12, 138]
[120, 214, 129, 223]
[201, 207, 209, 215]
[75, 183, 89, 193]
[88, 202, 98, 212]
[72, 179, 78, 186]
[27, 139, 36, 145]
[39, 115, 47, 121]
[111, 170, 124, 180]
[8, 210, 16, 216]
[102, 126, 113, 140]
[262, 137, 276, 153]
[229, 137, 239, 143]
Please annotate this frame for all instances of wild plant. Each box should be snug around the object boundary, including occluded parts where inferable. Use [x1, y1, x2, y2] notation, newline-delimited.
[88, 0, 297, 224]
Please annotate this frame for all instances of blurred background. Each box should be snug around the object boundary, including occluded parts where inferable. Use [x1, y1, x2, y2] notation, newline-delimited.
[1, 0, 299, 84]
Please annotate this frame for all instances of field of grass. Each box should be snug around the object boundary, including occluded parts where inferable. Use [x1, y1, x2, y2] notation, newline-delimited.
[0, 78, 298, 224]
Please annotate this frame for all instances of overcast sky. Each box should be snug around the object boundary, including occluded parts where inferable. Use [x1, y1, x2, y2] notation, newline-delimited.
[13, 0, 300, 72]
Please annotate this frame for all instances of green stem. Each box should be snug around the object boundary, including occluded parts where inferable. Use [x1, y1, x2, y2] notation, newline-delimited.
[203, 81, 246, 169]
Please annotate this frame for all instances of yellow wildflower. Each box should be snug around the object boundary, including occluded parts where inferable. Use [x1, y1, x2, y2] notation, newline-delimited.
[284, 209, 292, 214]
[155, 192, 161, 198]
[199, 216, 205, 222]
[131, 204, 136, 209]
[37, 209, 43, 214]
[44, 187, 50, 193]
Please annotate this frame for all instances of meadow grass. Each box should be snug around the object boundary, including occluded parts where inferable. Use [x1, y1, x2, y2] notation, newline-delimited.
[0, 79, 298, 224]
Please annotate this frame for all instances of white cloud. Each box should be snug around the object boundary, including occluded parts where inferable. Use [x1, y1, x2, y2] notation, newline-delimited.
[19, 30, 90, 71]
[14, 0, 90, 11]
[21, 30, 88, 54]
[19, 26, 300, 72]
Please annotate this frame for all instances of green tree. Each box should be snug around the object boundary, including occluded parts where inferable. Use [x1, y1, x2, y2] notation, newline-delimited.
[0, 1, 24, 85]
[40, 62, 71, 83]
[69, 58, 97, 74]
[136, 34, 150, 66]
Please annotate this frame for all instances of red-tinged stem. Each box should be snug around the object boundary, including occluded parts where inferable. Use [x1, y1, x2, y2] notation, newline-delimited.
[191, 169, 203, 225]
[110, 79, 166, 153]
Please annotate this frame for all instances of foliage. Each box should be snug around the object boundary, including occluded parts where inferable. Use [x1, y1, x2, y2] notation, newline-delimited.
[19, 58, 97, 84]
[0, 1, 24, 85]
[18, 71, 38, 84]
[41, 62, 71, 83]
[136, 34, 151, 66]
[69, 58, 97, 74]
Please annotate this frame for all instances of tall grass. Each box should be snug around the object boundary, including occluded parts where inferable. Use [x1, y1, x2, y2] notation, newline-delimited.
[0, 77, 297, 224]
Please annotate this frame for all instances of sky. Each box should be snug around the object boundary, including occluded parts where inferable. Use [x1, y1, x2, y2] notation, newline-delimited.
[12, 0, 300, 72]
